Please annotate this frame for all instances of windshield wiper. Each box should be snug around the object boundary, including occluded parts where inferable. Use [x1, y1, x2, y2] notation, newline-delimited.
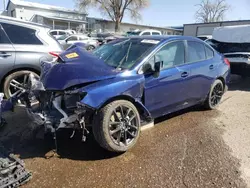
[116, 42, 132, 69]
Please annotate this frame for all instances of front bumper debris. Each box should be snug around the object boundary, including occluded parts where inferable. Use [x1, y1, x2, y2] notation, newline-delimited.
[0, 152, 32, 188]
[0, 94, 32, 188]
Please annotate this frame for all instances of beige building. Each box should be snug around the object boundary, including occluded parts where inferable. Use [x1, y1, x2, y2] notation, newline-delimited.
[87, 17, 183, 35]
[4, 0, 87, 31]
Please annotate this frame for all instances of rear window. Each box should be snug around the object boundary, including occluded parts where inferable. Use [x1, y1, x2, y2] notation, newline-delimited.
[59, 31, 66, 35]
[67, 36, 78, 41]
[0, 26, 10, 44]
[205, 46, 214, 59]
[152, 32, 160, 35]
[1, 23, 42, 45]
[187, 41, 206, 62]
[141, 32, 151, 36]
[50, 31, 57, 35]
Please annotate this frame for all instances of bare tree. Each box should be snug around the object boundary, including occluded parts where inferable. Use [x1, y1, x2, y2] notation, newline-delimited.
[195, 0, 230, 23]
[77, 0, 149, 32]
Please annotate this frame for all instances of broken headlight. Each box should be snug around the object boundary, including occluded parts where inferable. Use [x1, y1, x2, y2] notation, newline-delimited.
[63, 92, 87, 109]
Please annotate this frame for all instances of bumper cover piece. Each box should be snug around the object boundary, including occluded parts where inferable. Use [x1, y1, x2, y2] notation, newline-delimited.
[0, 153, 32, 188]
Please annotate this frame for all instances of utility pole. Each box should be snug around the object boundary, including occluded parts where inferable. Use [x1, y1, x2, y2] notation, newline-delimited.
[3, 0, 5, 11]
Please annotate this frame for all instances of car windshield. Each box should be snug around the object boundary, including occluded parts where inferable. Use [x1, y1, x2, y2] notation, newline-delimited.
[92, 38, 159, 69]
[57, 34, 69, 40]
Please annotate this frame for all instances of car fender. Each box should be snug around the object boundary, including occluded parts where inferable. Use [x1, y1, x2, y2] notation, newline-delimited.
[80, 76, 152, 119]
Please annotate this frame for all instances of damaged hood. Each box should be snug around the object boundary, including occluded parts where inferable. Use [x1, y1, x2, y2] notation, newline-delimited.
[40, 47, 120, 90]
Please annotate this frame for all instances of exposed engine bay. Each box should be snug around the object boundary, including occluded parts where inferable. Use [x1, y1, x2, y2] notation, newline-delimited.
[26, 73, 92, 142]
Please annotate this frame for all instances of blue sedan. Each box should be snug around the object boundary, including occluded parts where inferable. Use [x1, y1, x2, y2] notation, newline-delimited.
[2, 36, 230, 153]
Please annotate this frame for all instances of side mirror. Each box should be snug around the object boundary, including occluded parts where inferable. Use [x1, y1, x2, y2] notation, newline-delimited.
[153, 61, 163, 77]
[141, 60, 163, 77]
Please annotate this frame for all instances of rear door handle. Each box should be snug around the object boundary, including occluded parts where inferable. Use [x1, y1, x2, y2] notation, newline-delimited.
[0, 53, 11, 58]
[209, 65, 214, 69]
[181, 72, 189, 78]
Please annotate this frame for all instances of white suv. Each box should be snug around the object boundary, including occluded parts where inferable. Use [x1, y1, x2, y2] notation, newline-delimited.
[50, 29, 76, 39]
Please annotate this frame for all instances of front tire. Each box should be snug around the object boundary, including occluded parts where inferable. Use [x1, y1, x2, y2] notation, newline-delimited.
[93, 100, 141, 152]
[204, 79, 224, 110]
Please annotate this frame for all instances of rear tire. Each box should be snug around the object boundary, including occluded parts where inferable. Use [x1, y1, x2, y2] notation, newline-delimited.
[204, 79, 224, 110]
[87, 45, 95, 51]
[3, 70, 39, 99]
[93, 100, 141, 153]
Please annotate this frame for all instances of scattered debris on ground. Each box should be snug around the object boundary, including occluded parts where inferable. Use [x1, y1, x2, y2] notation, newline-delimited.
[0, 144, 32, 188]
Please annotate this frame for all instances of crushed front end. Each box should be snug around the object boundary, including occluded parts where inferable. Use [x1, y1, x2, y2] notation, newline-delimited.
[22, 72, 95, 142]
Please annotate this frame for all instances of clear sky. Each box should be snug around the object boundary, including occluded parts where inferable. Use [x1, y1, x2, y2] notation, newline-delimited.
[1, 0, 250, 26]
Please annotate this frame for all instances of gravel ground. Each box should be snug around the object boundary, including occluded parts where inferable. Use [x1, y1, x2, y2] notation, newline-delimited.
[0, 75, 250, 188]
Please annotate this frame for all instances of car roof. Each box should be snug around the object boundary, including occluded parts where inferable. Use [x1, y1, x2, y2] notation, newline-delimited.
[70, 34, 88, 37]
[0, 15, 49, 29]
[142, 29, 161, 33]
[123, 35, 203, 42]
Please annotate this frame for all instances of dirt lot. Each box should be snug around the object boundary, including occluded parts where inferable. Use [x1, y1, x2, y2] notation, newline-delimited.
[1, 75, 250, 188]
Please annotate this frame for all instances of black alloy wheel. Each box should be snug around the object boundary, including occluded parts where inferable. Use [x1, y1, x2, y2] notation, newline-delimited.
[210, 82, 224, 107]
[108, 105, 139, 147]
[93, 100, 141, 152]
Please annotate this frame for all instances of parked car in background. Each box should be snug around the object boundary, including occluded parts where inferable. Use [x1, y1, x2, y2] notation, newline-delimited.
[66, 42, 95, 51]
[197, 35, 212, 41]
[207, 25, 250, 77]
[126, 29, 162, 36]
[58, 34, 99, 50]
[21, 36, 230, 153]
[105, 34, 125, 43]
[0, 16, 62, 99]
[49, 29, 76, 39]
[89, 32, 114, 45]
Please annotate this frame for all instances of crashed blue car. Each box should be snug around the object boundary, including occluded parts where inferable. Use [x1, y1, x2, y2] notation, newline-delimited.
[1, 36, 230, 153]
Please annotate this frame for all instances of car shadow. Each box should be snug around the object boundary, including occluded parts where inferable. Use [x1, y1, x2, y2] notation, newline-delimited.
[0, 126, 121, 161]
[0, 105, 209, 161]
[228, 74, 250, 91]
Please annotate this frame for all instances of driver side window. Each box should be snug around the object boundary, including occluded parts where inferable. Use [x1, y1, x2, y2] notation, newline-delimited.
[147, 41, 185, 71]
[67, 36, 77, 42]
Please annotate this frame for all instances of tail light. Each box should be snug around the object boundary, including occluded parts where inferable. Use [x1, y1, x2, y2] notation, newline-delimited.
[49, 52, 60, 58]
[224, 58, 230, 67]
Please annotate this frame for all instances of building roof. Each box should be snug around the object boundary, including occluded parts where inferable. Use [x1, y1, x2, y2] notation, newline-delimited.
[7, 0, 87, 15]
[184, 19, 250, 26]
[33, 14, 87, 23]
[87, 17, 183, 32]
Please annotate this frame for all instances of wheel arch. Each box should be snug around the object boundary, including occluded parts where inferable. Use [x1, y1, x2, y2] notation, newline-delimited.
[99, 95, 152, 121]
[1, 67, 40, 90]
[216, 76, 225, 88]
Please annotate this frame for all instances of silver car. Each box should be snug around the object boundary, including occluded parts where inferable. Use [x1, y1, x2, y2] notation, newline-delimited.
[57, 34, 99, 50]
[0, 16, 62, 99]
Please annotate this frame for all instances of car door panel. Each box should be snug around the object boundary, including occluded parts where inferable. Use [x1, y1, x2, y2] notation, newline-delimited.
[186, 61, 215, 102]
[144, 67, 187, 118]
[0, 44, 15, 81]
[185, 41, 216, 102]
[0, 24, 15, 82]
[143, 40, 190, 118]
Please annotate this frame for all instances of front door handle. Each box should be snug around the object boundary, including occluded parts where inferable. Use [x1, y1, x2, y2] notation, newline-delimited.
[0, 53, 11, 58]
[181, 72, 189, 78]
[209, 65, 214, 70]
